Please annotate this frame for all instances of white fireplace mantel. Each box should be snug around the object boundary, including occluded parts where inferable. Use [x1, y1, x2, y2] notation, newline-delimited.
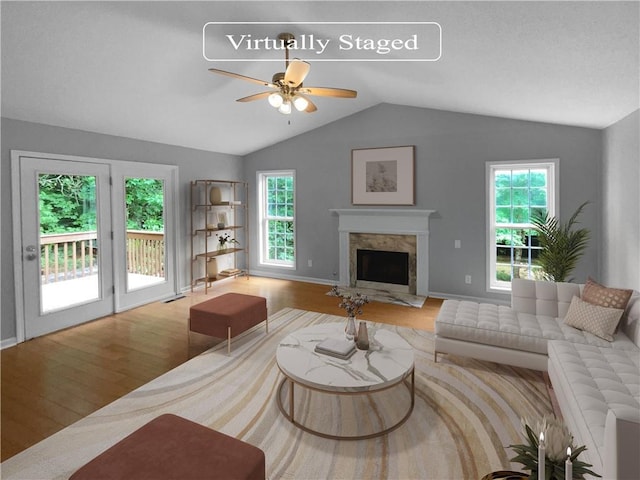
[330, 209, 436, 296]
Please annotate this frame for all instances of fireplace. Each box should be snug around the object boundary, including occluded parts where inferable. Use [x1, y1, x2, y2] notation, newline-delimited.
[350, 233, 416, 293]
[330, 208, 435, 296]
[357, 249, 409, 288]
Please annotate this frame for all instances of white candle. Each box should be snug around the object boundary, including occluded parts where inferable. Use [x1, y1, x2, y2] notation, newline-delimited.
[538, 432, 545, 480]
[565, 447, 573, 480]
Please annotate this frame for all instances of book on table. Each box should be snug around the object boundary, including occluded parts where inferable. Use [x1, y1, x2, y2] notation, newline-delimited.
[314, 338, 357, 360]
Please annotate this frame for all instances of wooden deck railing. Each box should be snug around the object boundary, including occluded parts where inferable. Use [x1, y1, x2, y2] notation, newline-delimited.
[126, 230, 165, 277]
[40, 230, 164, 283]
[41, 232, 98, 283]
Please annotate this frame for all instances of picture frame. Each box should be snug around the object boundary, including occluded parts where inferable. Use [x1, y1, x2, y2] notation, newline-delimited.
[351, 145, 415, 205]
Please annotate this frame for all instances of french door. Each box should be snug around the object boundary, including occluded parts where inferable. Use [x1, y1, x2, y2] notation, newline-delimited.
[13, 152, 179, 341]
[18, 157, 114, 339]
[111, 163, 178, 312]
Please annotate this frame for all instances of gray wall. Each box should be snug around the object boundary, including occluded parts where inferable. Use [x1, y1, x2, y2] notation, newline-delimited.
[243, 103, 603, 301]
[602, 109, 640, 290]
[2, 104, 613, 342]
[1, 118, 242, 341]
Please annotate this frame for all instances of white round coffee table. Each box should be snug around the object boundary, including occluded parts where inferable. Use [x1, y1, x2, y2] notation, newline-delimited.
[275, 322, 415, 440]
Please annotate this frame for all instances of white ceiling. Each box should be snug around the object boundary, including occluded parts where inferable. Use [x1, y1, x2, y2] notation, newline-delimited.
[2, 1, 639, 156]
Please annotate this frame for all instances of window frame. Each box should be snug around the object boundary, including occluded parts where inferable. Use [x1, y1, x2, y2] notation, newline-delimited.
[257, 169, 296, 269]
[486, 159, 559, 292]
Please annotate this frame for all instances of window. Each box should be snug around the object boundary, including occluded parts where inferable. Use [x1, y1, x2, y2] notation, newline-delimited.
[257, 171, 295, 268]
[487, 160, 558, 291]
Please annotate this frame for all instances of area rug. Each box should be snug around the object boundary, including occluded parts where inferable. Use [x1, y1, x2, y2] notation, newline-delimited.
[328, 286, 427, 308]
[1, 308, 553, 479]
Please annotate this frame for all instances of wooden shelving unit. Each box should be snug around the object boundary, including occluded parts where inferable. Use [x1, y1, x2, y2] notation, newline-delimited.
[190, 179, 249, 293]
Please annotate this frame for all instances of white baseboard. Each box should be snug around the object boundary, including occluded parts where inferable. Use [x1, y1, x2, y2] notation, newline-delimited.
[429, 291, 510, 306]
[180, 275, 509, 306]
[114, 291, 185, 313]
[180, 274, 242, 294]
[248, 269, 337, 286]
[1, 337, 18, 349]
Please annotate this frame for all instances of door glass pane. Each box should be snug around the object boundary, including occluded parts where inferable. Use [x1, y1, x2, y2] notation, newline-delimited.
[125, 178, 165, 291]
[39, 174, 99, 312]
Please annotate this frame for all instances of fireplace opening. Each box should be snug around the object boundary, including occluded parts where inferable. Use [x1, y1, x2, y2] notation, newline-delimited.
[357, 249, 409, 286]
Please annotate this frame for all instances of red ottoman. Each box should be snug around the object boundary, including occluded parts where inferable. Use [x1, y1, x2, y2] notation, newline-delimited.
[70, 414, 266, 480]
[189, 293, 268, 354]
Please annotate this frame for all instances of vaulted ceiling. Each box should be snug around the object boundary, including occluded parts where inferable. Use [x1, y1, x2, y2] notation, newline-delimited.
[2, 1, 639, 156]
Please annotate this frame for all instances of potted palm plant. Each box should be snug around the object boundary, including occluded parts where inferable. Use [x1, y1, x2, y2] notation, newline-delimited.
[531, 201, 590, 282]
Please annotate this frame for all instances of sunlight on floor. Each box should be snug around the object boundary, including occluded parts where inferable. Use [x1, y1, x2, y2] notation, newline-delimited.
[41, 273, 163, 312]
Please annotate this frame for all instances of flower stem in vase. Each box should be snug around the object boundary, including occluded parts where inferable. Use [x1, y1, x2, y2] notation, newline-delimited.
[345, 316, 357, 341]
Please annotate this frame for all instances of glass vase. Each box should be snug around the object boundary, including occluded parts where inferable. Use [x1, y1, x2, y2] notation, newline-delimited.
[356, 321, 369, 350]
[345, 316, 357, 341]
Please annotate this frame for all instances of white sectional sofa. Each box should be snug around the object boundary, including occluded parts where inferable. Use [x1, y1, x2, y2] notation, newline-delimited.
[434, 278, 640, 479]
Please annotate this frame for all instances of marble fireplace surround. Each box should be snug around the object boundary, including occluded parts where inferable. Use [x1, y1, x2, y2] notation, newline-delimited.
[350, 233, 416, 294]
[330, 209, 435, 297]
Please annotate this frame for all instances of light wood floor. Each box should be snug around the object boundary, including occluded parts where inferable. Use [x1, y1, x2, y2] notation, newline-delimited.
[1, 277, 443, 461]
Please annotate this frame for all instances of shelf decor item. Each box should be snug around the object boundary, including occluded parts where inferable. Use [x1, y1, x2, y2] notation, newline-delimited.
[206, 257, 218, 280]
[329, 285, 370, 341]
[209, 186, 222, 205]
[217, 212, 228, 229]
[216, 232, 239, 251]
[508, 416, 599, 479]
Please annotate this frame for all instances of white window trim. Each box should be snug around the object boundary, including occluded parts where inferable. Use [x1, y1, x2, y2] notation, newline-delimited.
[257, 170, 296, 269]
[486, 159, 559, 293]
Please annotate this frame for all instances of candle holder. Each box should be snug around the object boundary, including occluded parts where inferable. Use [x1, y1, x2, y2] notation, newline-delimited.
[480, 472, 527, 480]
[508, 416, 600, 480]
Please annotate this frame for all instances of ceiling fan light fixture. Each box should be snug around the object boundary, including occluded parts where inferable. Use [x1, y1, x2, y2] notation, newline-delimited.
[209, 32, 357, 114]
[278, 100, 292, 114]
[268, 92, 284, 108]
[292, 95, 309, 112]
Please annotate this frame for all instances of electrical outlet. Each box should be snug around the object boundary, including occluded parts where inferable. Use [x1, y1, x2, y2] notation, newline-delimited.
[465, 275, 472, 284]
[454, 240, 461, 249]
[308, 259, 313, 267]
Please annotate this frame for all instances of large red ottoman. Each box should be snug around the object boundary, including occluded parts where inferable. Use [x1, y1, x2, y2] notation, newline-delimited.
[189, 293, 268, 354]
[69, 414, 266, 480]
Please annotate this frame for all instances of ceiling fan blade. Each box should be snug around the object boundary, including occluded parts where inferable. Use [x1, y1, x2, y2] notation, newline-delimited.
[284, 60, 310, 87]
[236, 91, 273, 103]
[208, 68, 275, 88]
[300, 86, 358, 98]
[304, 97, 318, 113]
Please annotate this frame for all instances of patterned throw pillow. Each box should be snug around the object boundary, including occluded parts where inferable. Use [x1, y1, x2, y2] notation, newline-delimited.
[564, 295, 624, 341]
[582, 277, 633, 310]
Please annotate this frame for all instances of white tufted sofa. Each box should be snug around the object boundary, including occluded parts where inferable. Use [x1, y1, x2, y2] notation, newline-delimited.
[434, 278, 640, 479]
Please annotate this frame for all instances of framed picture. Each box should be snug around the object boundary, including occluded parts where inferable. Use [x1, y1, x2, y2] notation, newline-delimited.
[351, 145, 415, 205]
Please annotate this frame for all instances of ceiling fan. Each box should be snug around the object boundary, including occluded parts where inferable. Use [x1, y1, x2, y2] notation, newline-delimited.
[208, 32, 357, 114]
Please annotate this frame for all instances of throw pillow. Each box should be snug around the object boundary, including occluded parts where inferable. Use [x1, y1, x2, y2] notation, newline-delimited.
[582, 277, 633, 310]
[564, 295, 624, 342]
